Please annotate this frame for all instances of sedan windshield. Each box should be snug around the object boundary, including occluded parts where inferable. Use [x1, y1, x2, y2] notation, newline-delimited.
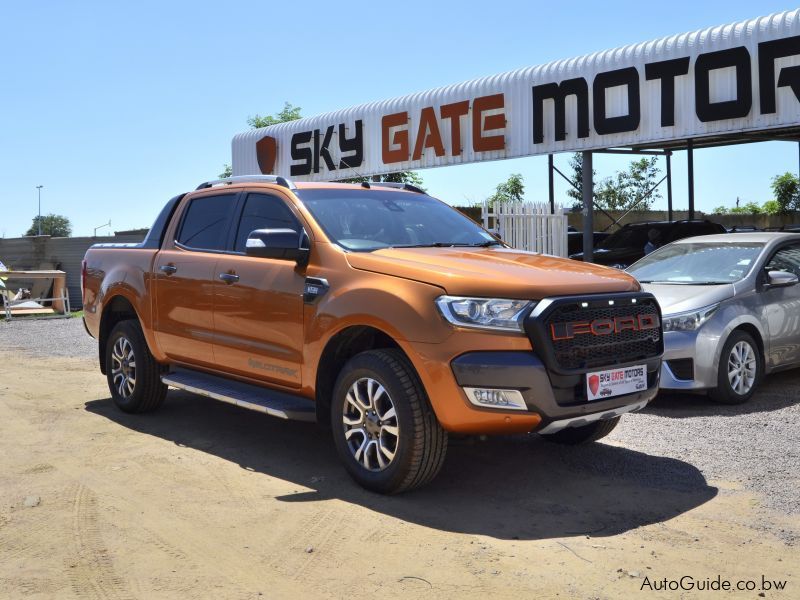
[627, 242, 764, 284]
[296, 189, 499, 251]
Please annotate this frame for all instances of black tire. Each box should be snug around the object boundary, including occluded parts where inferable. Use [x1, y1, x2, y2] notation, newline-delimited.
[709, 330, 762, 405]
[539, 416, 620, 445]
[331, 349, 447, 494]
[105, 320, 167, 413]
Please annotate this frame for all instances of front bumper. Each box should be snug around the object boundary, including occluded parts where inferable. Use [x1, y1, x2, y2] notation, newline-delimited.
[451, 351, 660, 432]
[659, 329, 720, 390]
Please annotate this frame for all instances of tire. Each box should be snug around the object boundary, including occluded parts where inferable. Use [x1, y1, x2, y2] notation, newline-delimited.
[105, 320, 167, 413]
[331, 349, 447, 494]
[709, 330, 762, 405]
[539, 416, 620, 445]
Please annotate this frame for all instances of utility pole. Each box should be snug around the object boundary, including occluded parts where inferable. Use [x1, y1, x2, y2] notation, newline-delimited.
[36, 185, 43, 235]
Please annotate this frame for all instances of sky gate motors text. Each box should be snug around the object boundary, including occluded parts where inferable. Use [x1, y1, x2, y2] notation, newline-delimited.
[274, 34, 800, 177]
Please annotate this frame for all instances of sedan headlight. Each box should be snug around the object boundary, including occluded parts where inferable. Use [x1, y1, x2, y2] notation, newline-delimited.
[435, 296, 534, 332]
[663, 303, 719, 332]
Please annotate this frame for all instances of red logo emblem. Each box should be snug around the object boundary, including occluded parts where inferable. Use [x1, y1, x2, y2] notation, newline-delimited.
[255, 135, 278, 174]
[588, 375, 600, 396]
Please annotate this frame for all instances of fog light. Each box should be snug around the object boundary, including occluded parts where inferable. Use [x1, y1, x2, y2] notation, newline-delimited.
[463, 387, 527, 411]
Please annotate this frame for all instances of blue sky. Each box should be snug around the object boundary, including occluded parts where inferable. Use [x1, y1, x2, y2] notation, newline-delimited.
[1, 0, 798, 237]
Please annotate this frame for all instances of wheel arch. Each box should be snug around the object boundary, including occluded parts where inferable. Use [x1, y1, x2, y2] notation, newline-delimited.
[98, 295, 140, 374]
[315, 325, 414, 427]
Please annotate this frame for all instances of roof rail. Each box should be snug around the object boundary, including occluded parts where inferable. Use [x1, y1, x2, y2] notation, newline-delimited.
[369, 182, 426, 194]
[195, 175, 296, 191]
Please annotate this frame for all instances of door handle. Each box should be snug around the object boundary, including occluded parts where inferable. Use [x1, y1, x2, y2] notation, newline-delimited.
[218, 272, 240, 284]
[159, 264, 177, 275]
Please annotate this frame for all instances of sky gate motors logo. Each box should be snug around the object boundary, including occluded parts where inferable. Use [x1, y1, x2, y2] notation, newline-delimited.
[252, 34, 800, 178]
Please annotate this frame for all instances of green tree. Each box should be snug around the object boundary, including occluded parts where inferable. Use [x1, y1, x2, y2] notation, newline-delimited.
[486, 173, 525, 206]
[25, 214, 72, 237]
[770, 172, 799, 214]
[595, 157, 662, 211]
[730, 201, 762, 215]
[220, 102, 422, 186]
[711, 205, 729, 215]
[762, 199, 782, 215]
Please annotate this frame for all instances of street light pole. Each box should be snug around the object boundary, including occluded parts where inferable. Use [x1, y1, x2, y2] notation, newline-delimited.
[36, 185, 43, 235]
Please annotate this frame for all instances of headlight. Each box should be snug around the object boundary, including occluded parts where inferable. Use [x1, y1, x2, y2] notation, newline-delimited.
[663, 303, 719, 332]
[435, 296, 534, 332]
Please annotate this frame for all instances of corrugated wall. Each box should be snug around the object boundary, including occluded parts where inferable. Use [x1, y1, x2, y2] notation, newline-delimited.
[0, 234, 146, 309]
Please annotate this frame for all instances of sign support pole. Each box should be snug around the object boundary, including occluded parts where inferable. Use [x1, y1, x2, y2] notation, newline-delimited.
[548, 154, 555, 213]
[666, 152, 673, 222]
[687, 138, 695, 220]
[582, 151, 594, 263]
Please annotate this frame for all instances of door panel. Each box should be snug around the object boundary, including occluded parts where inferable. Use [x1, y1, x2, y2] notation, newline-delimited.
[211, 192, 306, 387]
[763, 243, 800, 367]
[154, 249, 218, 366]
[212, 254, 305, 386]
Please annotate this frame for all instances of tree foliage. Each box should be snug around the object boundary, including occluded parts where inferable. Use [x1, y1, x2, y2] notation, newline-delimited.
[566, 153, 596, 207]
[247, 102, 303, 129]
[25, 214, 72, 237]
[595, 157, 662, 211]
[770, 172, 799, 214]
[486, 173, 525, 206]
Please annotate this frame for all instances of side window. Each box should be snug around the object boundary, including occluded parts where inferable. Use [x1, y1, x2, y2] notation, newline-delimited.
[766, 244, 800, 277]
[177, 194, 237, 251]
[234, 193, 300, 252]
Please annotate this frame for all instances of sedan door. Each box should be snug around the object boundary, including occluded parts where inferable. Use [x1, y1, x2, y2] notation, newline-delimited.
[212, 191, 306, 388]
[762, 242, 800, 368]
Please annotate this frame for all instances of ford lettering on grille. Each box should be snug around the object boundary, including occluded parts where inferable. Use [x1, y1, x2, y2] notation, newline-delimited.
[550, 314, 660, 341]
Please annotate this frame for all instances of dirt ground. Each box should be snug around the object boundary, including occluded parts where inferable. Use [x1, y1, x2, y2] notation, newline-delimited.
[1, 350, 798, 599]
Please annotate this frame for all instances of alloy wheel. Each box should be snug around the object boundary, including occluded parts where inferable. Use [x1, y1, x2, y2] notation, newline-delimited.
[111, 336, 136, 399]
[727, 340, 756, 395]
[342, 377, 399, 471]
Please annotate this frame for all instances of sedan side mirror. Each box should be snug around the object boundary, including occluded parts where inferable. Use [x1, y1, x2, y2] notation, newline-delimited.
[246, 228, 309, 265]
[765, 270, 799, 289]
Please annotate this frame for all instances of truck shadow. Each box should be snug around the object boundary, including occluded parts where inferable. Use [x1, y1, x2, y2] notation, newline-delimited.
[85, 392, 717, 541]
[646, 368, 800, 418]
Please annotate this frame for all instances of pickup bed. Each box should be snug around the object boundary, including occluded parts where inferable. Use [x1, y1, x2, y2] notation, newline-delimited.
[83, 176, 663, 493]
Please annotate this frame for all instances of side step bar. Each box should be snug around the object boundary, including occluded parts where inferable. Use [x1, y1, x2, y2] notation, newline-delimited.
[162, 368, 316, 422]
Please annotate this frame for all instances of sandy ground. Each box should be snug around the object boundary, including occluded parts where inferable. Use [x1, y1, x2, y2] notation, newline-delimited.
[1, 351, 798, 599]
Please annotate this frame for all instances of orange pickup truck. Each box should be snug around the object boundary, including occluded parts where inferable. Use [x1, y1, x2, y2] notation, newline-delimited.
[82, 176, 663, 493]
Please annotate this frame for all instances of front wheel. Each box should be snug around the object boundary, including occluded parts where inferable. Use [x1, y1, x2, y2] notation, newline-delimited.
[105, 320, 167, 413]
[709, 330, 762, 405]
[331, 349, 447, 494]
[539, 416, 620, 445]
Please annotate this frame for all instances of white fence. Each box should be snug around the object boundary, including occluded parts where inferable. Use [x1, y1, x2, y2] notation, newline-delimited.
[482, 201, 568, 257]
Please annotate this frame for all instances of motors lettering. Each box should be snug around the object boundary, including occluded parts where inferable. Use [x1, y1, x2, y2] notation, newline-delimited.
[551, 314, 660, 341]
[533, 35, 800, 143]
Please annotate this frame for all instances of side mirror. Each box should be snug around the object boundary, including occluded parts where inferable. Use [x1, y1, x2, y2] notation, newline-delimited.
[245, 228, 309, 265]
[765, 270, 799, 289]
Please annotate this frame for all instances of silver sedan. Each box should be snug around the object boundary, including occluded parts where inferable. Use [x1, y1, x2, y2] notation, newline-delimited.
[626, 232, 800, 404]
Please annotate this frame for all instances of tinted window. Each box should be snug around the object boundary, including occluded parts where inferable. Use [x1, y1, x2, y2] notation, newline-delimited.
[766, 244, 800, 277]
[177, 194, 237, 250]
[234, 193, 299, 252]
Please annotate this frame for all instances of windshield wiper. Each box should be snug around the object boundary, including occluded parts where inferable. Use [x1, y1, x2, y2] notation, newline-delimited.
[390, 241, 501, 248]
[637, 280, 728, 285]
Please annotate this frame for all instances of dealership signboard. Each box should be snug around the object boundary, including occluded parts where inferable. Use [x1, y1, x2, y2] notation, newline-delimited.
[232, 10, 800, 181]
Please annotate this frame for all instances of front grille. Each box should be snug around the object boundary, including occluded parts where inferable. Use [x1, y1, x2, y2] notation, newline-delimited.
[667, 358, 694, 380]
[535, 295, 662, 371]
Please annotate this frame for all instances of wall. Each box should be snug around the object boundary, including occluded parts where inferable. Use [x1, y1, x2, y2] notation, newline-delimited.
[0, 233, 147, 310]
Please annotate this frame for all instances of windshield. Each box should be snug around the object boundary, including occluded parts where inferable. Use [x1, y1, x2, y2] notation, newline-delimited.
[296, 189, 499, 251]
[599, 225, 667, 249]
[627, 242, 764, 284]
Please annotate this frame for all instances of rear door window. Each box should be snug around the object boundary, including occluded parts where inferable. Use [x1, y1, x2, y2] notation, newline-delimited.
[234, 193, 300, 252]
[176, 194, 238, 251]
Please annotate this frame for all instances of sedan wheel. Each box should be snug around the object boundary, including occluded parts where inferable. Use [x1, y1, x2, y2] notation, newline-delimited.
[710, 330, 762, 405]
[727, 340, 756, 395]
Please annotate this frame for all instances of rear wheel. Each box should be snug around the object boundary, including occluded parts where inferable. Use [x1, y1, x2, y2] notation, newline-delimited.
[539, 416, 620, 445]
[105, 320, 166, 413]
[709, 330, 762, 405]
[331, 349, 447, 494]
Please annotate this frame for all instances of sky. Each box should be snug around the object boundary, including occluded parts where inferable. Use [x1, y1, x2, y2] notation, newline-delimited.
[1, 0, 799, 237]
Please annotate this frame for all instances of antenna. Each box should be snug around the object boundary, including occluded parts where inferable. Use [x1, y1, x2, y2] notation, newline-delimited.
[94, 220, 111, 237]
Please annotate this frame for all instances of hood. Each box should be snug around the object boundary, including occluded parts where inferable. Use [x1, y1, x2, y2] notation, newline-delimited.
[639, 283, 735, 315]
[346, 246, 639, 298]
